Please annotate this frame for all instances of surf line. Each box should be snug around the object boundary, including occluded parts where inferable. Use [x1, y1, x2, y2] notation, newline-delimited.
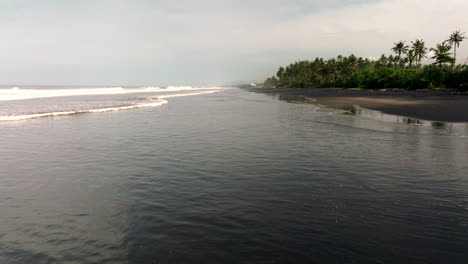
[0, 86, 222, 101]
[0, 89, 221, 121]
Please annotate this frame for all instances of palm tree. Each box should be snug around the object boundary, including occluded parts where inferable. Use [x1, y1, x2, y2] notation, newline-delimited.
[276, 67, 285, 80]
[392, 41, 409, 66]
[430, 41, 455, 67]
[447, 30, 466, 65]
[407, 49, 415, 68]
[411, 39, 428, 67]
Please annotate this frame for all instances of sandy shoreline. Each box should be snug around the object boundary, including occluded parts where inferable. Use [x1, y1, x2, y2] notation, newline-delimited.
[247, 88, 468, 122]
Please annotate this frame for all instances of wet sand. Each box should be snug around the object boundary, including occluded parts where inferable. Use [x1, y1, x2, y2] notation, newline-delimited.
[248, 88, 468, 122]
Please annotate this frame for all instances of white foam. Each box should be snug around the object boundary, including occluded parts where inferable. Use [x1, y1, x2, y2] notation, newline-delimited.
[0, 86, 221, 101]
[157, 90, 219, 99]
[0, 89, 221, 121]
[0, 99, 168, 121]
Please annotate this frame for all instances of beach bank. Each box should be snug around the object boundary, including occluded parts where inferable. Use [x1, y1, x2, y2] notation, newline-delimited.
[247, 88, 468, 122]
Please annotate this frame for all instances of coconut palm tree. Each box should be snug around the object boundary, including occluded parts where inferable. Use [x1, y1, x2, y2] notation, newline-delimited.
[430, 41, 455, 67]
[447, 30, 466, 65]
[411, 39, 428, 67]
[407, 49, 415, 68]
[392, 41, 409, 66]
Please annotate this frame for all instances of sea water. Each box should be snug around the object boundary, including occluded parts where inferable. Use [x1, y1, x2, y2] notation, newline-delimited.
[0, 86, 467, 263]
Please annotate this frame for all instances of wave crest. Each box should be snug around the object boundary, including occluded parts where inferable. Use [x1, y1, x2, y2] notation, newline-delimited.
[0, 86, 222, 101]
[0, 99, 168, 121]
[0, 89, 222, 121]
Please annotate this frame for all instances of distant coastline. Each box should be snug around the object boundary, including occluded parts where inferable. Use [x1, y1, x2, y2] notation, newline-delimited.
[262, 31, 467, 91]
[252, 31, 468, 122]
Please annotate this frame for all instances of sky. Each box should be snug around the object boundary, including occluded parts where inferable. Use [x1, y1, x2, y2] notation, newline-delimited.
[0, 0, 467, 86]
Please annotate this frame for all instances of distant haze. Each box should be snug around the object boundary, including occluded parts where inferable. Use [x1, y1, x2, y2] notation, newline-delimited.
[0, 0, 467, 86]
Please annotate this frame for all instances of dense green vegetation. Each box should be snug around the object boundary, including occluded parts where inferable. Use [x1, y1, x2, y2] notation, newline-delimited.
[264, 31, 468, 91]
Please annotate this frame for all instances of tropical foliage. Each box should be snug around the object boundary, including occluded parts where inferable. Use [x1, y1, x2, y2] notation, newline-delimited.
[447, 30, 466, 65]
[265, 31, 467, 91]
[392, 41, 408, 67]
[411, 39, 428, 67]
[430, 41, 455, 66]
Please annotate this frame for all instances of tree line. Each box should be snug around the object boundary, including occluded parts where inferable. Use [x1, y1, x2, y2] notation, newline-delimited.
[264, 31, 468, 91]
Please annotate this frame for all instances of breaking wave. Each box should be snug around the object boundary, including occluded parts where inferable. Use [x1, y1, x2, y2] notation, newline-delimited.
[0, 89, 221, 121]
[0, 86, 220, 101]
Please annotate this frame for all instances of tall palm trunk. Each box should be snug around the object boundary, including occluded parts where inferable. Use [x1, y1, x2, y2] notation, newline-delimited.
[453, 44, 457, 66]
[398, 51, 401, 68]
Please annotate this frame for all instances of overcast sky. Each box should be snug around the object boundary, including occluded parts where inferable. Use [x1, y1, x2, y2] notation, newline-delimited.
[0, 0, 467, 86]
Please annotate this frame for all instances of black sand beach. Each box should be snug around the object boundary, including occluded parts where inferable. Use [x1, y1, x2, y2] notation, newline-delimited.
[248, 88, 468, 122]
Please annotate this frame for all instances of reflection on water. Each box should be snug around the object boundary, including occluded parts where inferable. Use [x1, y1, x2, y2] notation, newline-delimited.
[273, 94, 466, 135]
[328, 104, 467, 133]
[431, 121, 446, 128]
[401, 117, 422, 125]
[277, 94, 316, 103]
[333, 104, 362, 115]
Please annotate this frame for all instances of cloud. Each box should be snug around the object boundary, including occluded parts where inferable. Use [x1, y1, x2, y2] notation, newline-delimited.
[0, 0, 466, 85]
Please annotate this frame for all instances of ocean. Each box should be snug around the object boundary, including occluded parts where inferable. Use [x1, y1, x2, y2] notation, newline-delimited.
[0, 86, 467, 263]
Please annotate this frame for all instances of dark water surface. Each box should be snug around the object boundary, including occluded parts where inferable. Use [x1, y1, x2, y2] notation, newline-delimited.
[1, 88, 467, 263]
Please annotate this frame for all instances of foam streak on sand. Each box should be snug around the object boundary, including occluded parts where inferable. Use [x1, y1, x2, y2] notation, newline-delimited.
[0, 89, 221, 121]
